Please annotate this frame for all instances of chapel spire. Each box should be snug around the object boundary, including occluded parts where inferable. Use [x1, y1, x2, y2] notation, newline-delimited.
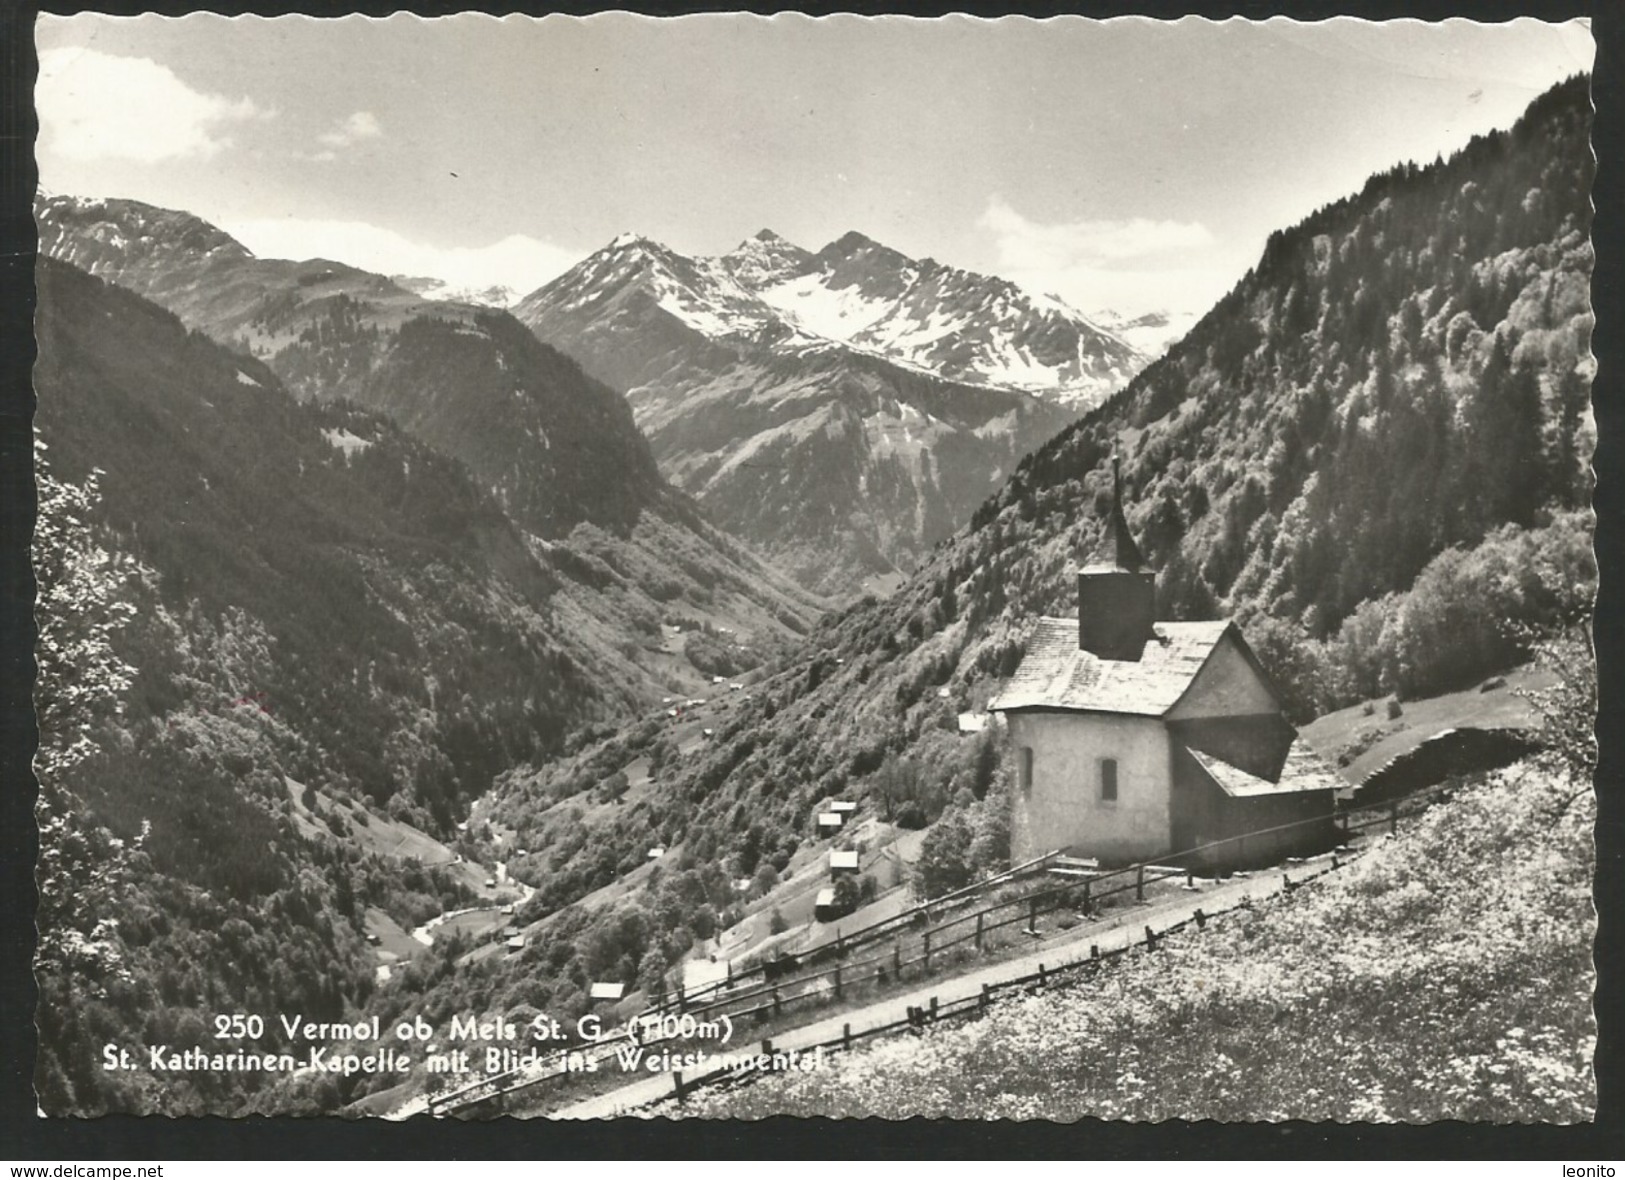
[1110, 452, 1146, 573]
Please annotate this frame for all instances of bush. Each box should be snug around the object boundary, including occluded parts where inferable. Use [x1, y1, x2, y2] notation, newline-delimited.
[751, 863, 780, 898]
[830, 875, 861, 912]
[684, 633, 762, 678]
[914, 808, 974, 899]
[598, 771, 630, 804]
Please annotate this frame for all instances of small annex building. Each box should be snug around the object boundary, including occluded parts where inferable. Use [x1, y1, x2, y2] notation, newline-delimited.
[990, 458, 1342, 871]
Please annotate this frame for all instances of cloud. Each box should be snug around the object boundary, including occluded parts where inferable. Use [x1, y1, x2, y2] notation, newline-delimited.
[979, 196, 1216, 269]
[37, 48, 270, 163]
[221, 217, 581, 296]
[295, 111, 383, 162]
[318, 111, 383, 149]
[978, 196, 1231, 319]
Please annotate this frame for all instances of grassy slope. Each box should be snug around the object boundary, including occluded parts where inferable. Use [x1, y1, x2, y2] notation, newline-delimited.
[1300, 664, 1553, 784]
[685, 755, 1593, 1122]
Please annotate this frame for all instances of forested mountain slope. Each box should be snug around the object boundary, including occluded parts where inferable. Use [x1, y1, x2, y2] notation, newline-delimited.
[34, 259, 609, 828]
[33, 259, 568, 1114]
[973, 74, 1595, 714]
[35, 194, 823, 617]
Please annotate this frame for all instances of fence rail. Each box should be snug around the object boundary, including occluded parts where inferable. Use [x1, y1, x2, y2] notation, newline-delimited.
[648, 861, 1349, 1114]
[426, 783, 1450, 1116]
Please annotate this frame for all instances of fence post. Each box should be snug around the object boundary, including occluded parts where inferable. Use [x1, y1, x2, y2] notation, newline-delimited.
[981, 983, 990, 1011]
[843, 1022, 851, 1050]
[837, 931, 845, 960]
[673, 1071, 686, 1103]
[929, 996, 938, 1021]
[1029, 896, 1039, 931]
[1090, 943, 1099, 960]
[834, 963, 842, 1001]
[762, 1039, 773, 1057]
[1081, 879, 1092, 915]
[975, 911, 984, 951]
[1194, 908, 1206, 930]
[1136, 864, 1146, 902]
[1144, 925, 1156, 952]
[726, 960, 733, 985]
[1039, 962, 1047, 984]
[894, 939, 902, 978]
[772, 988, 781, 1017]
[923, 930, 932, 972]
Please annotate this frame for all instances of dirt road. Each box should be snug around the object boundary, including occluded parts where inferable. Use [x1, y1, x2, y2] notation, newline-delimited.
[546, 851, 1344, 1119]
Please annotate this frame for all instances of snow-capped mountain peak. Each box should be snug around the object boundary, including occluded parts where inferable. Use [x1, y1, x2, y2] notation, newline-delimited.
[720, 229, 815, 288]
[524, 228, 792, 344]
[520, 224, 1157, 411]
[739, 232, 1148, 408]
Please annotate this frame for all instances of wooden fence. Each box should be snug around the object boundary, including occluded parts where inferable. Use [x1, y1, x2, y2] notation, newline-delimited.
[425, 782, 1449, 1117]
[652, 881, 1296, 1114]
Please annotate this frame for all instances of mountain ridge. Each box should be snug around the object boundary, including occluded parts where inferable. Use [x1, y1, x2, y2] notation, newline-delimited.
[513, 227, 1132, 591]
[35, 193, 826, 680]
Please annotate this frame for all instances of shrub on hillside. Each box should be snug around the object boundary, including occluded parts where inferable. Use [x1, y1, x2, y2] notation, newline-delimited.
[684, 632, 762, 678]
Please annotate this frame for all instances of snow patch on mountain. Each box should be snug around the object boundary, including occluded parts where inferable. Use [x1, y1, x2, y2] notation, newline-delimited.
[322, 427, 373, 458]
[391, 274, 521, 309]
[758, 270, 897, 341]
[1094, 308, 1202, 358]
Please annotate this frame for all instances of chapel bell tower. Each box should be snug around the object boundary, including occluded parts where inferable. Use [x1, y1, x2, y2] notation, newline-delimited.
[1077, 454, 1156, 661]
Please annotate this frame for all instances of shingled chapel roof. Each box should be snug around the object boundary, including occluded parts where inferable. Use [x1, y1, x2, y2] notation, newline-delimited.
[989, 617, 1232, 716]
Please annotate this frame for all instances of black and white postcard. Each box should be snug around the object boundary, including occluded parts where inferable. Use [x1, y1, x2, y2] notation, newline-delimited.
[27, 11, 1599, 1127]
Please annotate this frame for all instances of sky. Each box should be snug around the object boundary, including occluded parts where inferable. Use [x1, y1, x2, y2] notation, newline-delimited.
[34, 13, 1594, 319]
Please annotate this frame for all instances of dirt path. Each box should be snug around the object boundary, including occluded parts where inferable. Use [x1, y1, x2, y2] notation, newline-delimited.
[546, 851, 1343, 1119]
